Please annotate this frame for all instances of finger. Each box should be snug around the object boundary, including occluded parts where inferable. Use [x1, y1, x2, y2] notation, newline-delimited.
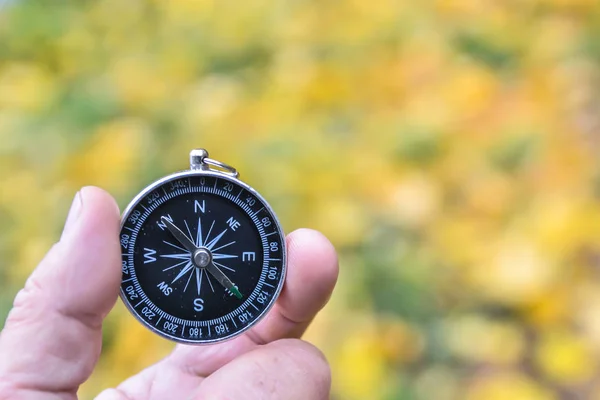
[247, 228, 339, 343]
[192, 339, 331, 400]
[0, 187, 121, 399]
[156, 228, 337, 381]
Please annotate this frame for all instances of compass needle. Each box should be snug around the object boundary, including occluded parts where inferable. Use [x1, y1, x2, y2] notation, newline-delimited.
[119, 148, 286, 343]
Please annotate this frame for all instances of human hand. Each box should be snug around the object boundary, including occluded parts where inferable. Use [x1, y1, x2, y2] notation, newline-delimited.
[0, 187, 339, 399]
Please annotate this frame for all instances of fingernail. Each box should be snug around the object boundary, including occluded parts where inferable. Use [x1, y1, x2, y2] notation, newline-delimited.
[62, 190, 83, 238]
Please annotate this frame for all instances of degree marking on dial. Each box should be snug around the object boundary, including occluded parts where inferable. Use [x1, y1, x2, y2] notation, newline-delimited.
[124, 226, 135, 232]
[263, 282, 275, 288]
[135, 299, 145, 308]
[253, 207, 265, 217]
[123, 277, 134, 283]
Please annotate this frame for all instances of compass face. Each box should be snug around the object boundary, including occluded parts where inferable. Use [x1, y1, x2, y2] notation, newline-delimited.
[119, 171, 286, 344]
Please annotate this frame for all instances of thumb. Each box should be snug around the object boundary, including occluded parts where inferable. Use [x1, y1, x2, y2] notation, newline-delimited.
[0, 187, 122, 399]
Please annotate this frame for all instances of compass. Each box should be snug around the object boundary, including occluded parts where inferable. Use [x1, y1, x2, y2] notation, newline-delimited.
[119, 149, 286, 344]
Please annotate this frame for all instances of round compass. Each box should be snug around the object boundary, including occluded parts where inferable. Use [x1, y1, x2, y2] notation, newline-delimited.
[119, 149, 286, 344]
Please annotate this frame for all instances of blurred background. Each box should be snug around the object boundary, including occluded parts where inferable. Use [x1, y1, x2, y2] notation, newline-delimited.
[1, 0, 600, 399]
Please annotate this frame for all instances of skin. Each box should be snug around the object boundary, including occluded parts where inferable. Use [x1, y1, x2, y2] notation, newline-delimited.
[0, 187, 339, 400]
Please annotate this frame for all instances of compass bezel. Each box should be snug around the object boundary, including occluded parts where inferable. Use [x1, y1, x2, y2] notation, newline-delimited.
[119, 169, 287, 345]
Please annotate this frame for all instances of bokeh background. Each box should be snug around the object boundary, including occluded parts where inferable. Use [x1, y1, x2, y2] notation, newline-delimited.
[1, 0, 600, 399]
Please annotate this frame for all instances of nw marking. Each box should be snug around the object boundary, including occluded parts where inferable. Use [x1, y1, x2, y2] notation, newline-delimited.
[157, 214, 174, 231]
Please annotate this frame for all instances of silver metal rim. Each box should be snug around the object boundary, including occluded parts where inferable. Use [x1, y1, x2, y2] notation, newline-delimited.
[119, 169, 287, 345]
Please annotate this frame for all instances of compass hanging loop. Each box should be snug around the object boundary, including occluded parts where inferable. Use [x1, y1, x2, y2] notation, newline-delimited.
[190, 149, 240, 179]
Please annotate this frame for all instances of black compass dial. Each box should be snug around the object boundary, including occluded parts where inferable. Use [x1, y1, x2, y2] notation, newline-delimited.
[119, 173, 286, 344]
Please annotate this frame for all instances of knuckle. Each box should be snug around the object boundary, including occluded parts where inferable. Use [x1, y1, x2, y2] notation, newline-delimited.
[4, 276, 46, 329]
